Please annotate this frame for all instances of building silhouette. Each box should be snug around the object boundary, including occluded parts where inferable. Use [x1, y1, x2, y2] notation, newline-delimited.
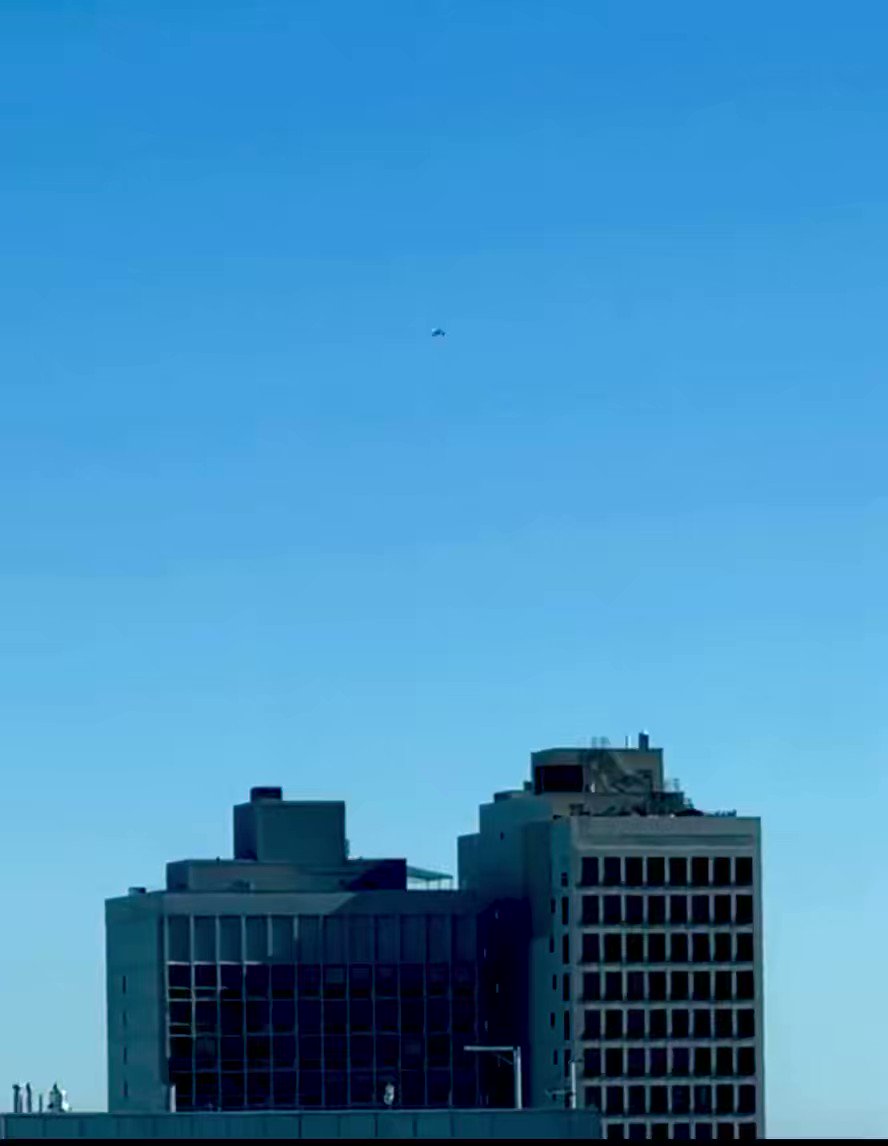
[107, 735, 763, 1138]
[107, 788, 483, 1112]
[459, 735, 763, 1140]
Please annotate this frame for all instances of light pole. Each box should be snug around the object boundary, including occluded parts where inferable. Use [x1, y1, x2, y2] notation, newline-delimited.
[464, 1045, 523, 1110]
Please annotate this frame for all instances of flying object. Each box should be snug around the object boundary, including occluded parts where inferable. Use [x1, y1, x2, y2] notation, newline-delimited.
[431, 328, 446, 338]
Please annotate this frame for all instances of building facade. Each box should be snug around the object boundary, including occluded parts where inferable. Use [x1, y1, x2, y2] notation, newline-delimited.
[458, 736, 764, 1141]
[107, 788, 483, 1114]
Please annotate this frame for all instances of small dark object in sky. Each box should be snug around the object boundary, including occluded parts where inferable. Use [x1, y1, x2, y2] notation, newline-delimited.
[431, 327, 446, 337]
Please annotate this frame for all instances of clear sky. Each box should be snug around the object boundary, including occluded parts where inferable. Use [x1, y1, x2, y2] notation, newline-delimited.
[0, 0, 886, 1136]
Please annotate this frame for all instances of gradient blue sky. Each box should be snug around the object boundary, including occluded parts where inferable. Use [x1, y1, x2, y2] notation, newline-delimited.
[0, 1, 886, 1135]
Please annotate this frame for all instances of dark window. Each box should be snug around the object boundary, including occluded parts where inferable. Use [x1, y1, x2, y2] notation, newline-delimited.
[603, 895, 621, 924]
[670, 896, 688, 924]
[604, 972, 622, 1001]
[603, 857, 622, 886]
[694, 1047, 712, 1076]
[692, 933, 710, 963]
[427, 998, 448, 1033]
[324, 966, 347, 999]
[714, 895, 732, 925]
[627, 1047, 645, 1077]
[736, 896, 754, 925]
[583, 1009, 601, 1039]
[582, 933, 600, 963]
[737, 1124, 757, 1141]
[626, 1009, 645, 1038]
[671, 971, 689, 1001]
[628, 1084, 646, 1114]
[604, 1009, 624, 1039]
[735, 857, 753, 886]
[582, 897, 600, 926]
[378, 965, 400, 998]
[402, 965, 425, 997]
[715, 1009, 734, 1039]
[737, 1047, 756, 1077]
[648, 971, 667, 1001]
[582, 857, 600, 886]
[584, 1048, 601, 1078]
[672, 1047, 690, 1077]
[673, 1124, 691, 1141]
[712, 857, 731, 885]
[564, 1010, 571, 1039]
[693, 1009, 712, 1038]
[669, 856, 688, 886]
[647, 856, 665, 886]
[627, 1122, 647, 1140]
[585, 1085, 602, 1110]
[562, 934, 570, 965]
[625, 857, 644, 885]
[561, 871, 569, 887]
[713, 933, 732, 963]
[649, 1047, 668, 1077]
[735, 933, 754, 962]
[626, 933, 644, 962]
[694, 1084, 713, 1114]
[694, 1125, 713, 1141]
[716, 1084, 734, 1115]
[563, 973, 572, 1001]
[737, 1008, 755, 1038]
[584, 972, 601, 1001]
[606, 1086, 624, 1115]
[692, 895, 711, 925]
[605, 1047, 623, 1077]
[672, 1009, 690, 1038]
[716, 1046, 733, 1076]
[352, 998, 374, 1032]
[649, 1008, 667, 1038]
[606, 1124, 624, 1141]
[691, 857, 710, 886]
[648, 896, 666, 926]
[605, 933, 623, 963]
[561, 897, 570, 925]
[670, 934, 689, 962]
[650, 1084, 668, 1114]
[715, 971, 733, 1001]
[672, 1084, 691, 1113]
[627, 971, 645, 1001]
[738, 1085, 756, 1115]
[375, 999, 398, 1033]
[625, 896, 644, 924]
[647, 932, 666, 962]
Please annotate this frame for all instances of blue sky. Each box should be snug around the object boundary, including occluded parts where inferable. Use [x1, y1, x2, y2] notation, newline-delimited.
[0, 0, 886, 1135]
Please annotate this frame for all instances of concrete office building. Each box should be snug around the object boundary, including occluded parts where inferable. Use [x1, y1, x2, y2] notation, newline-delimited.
[106, 787, 486, 1115]
[459, 736, 764, 1141]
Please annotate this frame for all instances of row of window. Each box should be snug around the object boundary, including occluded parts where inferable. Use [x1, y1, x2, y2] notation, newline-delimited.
[580, 894, 753, 928]
[167, 962, 475, 999]
[581, 856, 753, 889]
[585, 1045, 756, 1080]
[600, 1118, 757, 1141]
[587, 1083, 756, 1118]
[583, 969, 755, 1003]
[170, 1033, 468, 1071]
[581, 931, 754, 966]
[166, 914, 477, 966]
[170, 1067, 478, 1111]
[583, 1007, 755, 1042]
[168, 997, 476, 1037]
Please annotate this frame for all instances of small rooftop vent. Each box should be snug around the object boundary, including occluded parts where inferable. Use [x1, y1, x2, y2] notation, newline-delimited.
[128, 886, 147, 896]
[250, 786, 283, 802]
